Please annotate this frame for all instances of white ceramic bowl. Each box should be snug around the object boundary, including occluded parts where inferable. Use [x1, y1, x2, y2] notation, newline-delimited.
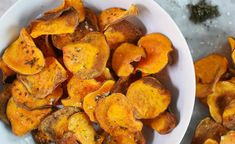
[0, 0, 195, 143]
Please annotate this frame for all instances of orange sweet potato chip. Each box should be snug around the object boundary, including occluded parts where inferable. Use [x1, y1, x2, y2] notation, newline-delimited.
[33, 36, 56, 57]
[30, 7, 79, 38]
[0, 58, 15, 81]
[62, 76, 101, 107]
[18, 57, 67, 99]
[104, 20, 143, 50]
[83, 80, 115, 122]
[220, 131, 235, 144]
[112, 43, 146, 77]
[7, 98, 51, 136]
[126, 77, 171, 119]
[95, 93, 143, 136]
[68, 112, 97, 144]
[2, 28, 45, 75]
[11, 80, 63, 110]
[195, 54, 228, 99]
[113, 132, 145, 144]
[99, 4, 138, 31]
[52, 8, 99, 49]
[63, 32, 109, 79]
[136, 33, 173, 75]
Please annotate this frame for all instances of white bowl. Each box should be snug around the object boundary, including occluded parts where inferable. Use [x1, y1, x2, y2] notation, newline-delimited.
[0, 0, 195, 143]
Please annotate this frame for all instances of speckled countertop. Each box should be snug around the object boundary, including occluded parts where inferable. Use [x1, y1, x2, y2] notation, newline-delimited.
[1, 0, 235, 144]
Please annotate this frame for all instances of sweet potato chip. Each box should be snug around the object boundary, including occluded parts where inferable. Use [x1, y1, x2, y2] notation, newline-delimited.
[0, 59, 15, 81]
[83, 80, 115, 122]
[0, 85, 11, 124]
[63, 32, 109, 79]
[33, 36, 56, 57]
[95, 68, 114, 82]
[62, 76, 101, 107]
[223, 99, 235, 129]
[144, 111, 177, 135]
[207, 80, 235, 123]
[12, 80, 63, 110]
[112, 43, 146, 77]
[220, 131, 235, 144]
[229, 37, 235, 64]
[126, 77, 171, 119]
[52, 8, 99, 49]
[2, 28, 45, 75]
[95, 93, 143, 136]
[38, 107, 80, 140]
[113, 132, 145, 144]
[104, 20, 143, 50]
[7, 98, 51, 136]
[192, 117, 227, 144]
[46, 0, 85, 22]
[99, 4, 138, 31]
[30, 7, 79, 38]
[203, 139, 219, 144]
[136, 33, 173, 75]
[68, 112, 97, 144]
[195, 54, 228, 99]
[18, 57, 67, 99]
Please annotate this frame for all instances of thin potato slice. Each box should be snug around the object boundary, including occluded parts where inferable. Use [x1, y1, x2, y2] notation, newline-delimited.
[46, 0, 85, 22]
[83, 80, 115, 122]
[207, 80, 235, 123]
[222, 99, 235, 129]
[229, 37, 235, 64]
[18, 57, 67, 99]
[144, 111, 177, 135]
[203, 139, 218, 144]
[33, 36, 56, 57]
[99, 4, 138, 31]
[63, 32, 109, 79]
[38, 107, 81, 140]
[11, 80, 63, 110]
[0, 85, 11, 124]
[7, 98, 51, 136]
[136, 33, 173, 75]
[95, 68, 114, 82]
[220, 131, 235, 144]
[192, 117, 227, 144]
[112, 43, 146, 77]
[126, 77, 171, 119]
[30, 8, 79, 38]
[2, 28, 45, 75]
[62, 76, 101, 107]
[95, 93, 143, 136]
[195, 54, 228, 98]
[0, 59, 15, 81]
[68, 112, 96, 144]
[104, 20, 143, 50]
[52, 8, 99, 49]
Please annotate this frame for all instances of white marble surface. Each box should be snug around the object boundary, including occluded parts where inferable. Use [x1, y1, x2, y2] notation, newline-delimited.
[1, 0, 235, 144]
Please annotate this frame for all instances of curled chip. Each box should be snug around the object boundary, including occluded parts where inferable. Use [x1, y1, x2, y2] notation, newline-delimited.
[46, 0, 85, 22]
[99, 4, 138, 31]
[63, 32, 110, 79]
[52, 8, 99, 49]
[18, 57, 67, 99]
[126, 77, 171, 119]
[207, 80, 235, 123]
[144, 111, 177, 135]
[229, 37, 235, 64]
[30, 7, 79, 38]
[192, 117, 227, 144]
[0, 59, 15, 81]
[6, 98, 51, 136]
[11, 80, 63, 110]
[95, 93, 143, 136]
[62, 76, 101, 107]
[112, 43, 146, 77]
[203, 139, 219, 144]
[113, 132, 145, 144]
[68, 112, 97, 144]
[220, 131, 235, 144]
[195, 54, 228, 99]
[38, 107, 81, 140]
[104, 20, 143, 50]
[0, 85, 11, 124]
[223, 99, 235, 129]
[33, 36, 56, 57]
[95, 68, 114, 82]
[83, 80, 115, 122]
[136, 33, 173, 75]
[2, 28, 45, 75]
